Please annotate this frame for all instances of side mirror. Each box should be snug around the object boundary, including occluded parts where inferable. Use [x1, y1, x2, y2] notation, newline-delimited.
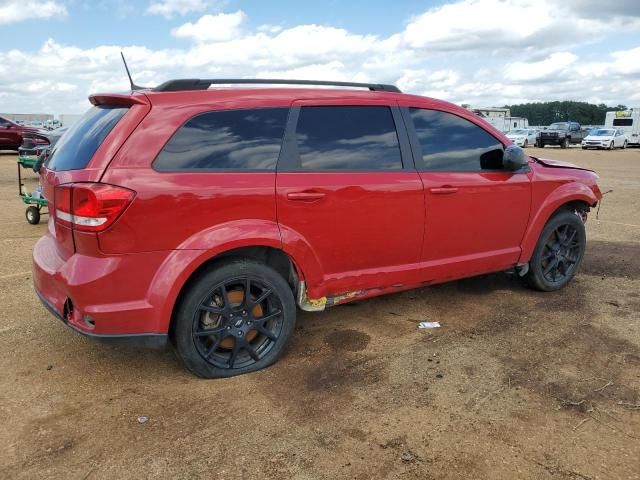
[503, 145, 528, 171]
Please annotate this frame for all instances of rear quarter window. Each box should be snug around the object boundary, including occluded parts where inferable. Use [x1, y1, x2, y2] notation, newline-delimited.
[46, 106, 128, 171]
[153, 108, 289, 171]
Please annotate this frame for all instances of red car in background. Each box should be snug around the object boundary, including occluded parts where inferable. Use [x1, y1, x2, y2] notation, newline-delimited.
[0, 115, 48, 151]
[32, 79, 602, 378]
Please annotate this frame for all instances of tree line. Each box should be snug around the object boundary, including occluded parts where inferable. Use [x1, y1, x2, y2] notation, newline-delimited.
[502, 101, 628, 126]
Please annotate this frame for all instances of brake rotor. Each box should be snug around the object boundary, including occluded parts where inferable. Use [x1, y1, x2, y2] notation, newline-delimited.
[218, 289, 262, 349]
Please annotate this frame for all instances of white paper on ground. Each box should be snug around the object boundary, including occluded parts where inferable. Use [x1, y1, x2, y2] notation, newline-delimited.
[418, 321, 441, 329]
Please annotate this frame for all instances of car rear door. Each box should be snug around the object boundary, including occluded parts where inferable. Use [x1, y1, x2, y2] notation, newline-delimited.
[276, 101, 424, 297]
[401, 106, 531, 280]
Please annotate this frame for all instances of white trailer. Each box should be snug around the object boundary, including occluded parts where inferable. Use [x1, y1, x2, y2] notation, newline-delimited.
[605, 109, 640, 145]
[468, 107, 529, 132]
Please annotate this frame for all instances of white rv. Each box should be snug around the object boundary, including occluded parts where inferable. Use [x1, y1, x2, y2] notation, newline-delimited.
[469, 107, 529, 133]
[605, 109, 639, 145]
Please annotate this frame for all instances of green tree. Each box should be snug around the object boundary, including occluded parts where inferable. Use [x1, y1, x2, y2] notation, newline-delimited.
[503, 101, 627, 126]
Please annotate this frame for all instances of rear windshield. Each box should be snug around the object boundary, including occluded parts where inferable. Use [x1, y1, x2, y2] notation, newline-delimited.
[46, 106, 128, 171]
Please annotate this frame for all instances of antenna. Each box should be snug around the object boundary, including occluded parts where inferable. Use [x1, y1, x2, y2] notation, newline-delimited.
[120, 52, 144, 90]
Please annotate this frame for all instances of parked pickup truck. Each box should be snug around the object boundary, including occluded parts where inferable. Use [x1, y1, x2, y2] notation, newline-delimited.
[537, 122, 587, 148]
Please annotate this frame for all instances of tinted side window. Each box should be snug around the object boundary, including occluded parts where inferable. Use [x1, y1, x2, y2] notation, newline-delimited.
[154, 108, 288, 170]
[295, 106, 402, 170]
[409, 108, 504, 171]
[613, 118, 632, 126]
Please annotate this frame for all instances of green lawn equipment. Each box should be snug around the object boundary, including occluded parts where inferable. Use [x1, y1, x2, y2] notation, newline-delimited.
[18, 152, 48, 225]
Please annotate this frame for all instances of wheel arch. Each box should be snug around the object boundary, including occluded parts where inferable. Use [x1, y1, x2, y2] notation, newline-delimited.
[519, 184, 597, 263]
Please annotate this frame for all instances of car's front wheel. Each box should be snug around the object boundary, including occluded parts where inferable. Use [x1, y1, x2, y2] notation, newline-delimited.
[561, 138, 570, 149]
[172, 259, 296, 378]
[525, 210, 586, 291]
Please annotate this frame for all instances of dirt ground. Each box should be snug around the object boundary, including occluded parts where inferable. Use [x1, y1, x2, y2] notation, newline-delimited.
[0, 146, 638, 480]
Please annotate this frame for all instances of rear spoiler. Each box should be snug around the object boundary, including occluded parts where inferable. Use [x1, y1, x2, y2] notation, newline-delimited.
[89, 93, 148, 107]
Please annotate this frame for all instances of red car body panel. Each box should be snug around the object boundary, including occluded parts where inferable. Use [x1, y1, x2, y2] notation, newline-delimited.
[32, 87, 603, 339]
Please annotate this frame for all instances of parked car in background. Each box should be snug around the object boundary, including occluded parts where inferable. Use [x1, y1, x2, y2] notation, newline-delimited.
[581, 128, 628, 150]
[605, 109, 639, 146]
[33, 79, 602, 378]
[537, 122, 587, 148]
[0, 115, 45, 151]
[506, 128, 537, 147]
[19, 127, 68, 156]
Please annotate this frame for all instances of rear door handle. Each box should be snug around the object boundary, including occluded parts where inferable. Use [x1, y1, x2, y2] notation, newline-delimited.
[429, 186, 458, 195]
[286, 191, 326, 202]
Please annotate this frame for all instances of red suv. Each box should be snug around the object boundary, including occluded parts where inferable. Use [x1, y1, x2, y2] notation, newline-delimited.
[0, 116, 47, 151]
[32, 79, 602, 378]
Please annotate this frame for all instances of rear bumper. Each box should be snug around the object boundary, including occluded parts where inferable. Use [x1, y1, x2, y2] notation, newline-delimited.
[35, 288, 167, 347]
[32, 233, 197, 341]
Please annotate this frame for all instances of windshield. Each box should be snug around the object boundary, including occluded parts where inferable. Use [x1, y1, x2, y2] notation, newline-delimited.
[46, 106, 128, 171]
[509, 129, 528, 135]
[549, 123, 569, 130]
[590, 129, 615, 136]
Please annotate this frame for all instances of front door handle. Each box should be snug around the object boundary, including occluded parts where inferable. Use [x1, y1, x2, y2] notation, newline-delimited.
[286, 191, 326, 202]
[429, 186, 458, 195]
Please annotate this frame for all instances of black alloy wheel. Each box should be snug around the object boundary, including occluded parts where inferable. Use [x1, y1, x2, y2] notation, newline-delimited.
[173, 259, 296, 378]
[192, 276, 283, 370]
[539, 224, 581, 283]
[526, 210, 586, 291]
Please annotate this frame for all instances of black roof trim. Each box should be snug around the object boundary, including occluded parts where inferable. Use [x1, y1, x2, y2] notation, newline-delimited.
[153, 78, 401, 93]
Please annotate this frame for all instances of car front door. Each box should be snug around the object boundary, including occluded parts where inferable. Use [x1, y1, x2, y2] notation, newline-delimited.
[401, 106, 532, 281]
[276, 103, 425, 297]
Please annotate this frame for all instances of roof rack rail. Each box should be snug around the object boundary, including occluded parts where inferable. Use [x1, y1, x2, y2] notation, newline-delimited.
[153, 78, 401, 93]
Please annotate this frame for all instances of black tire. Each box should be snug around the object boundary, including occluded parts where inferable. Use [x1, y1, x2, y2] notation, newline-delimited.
[536, 140, 543, 148]
[525, 210, 586, 291]
[609, 141, 614, 150]
[25, 206, 40, 225]
[172, 259, 296, 378]
[561, 137, 570, 149]
[622, 140, 627, 149]
[523, 139, 528, 148]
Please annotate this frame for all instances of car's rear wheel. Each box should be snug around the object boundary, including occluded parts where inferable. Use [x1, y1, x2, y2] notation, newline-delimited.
[525, 210, 586, 292]
[172, 259, 296, 378]
[523, 139, 528, 148]
[622, 140, 628, 149]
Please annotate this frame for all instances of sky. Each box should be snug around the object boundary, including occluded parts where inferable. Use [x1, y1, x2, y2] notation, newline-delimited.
[1, 0, 639, 114]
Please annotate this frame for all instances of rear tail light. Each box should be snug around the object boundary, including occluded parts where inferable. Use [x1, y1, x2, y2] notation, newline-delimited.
[54, 183, 135, 232]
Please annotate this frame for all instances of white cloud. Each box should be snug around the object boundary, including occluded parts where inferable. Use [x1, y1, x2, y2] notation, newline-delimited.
[172, 10, 247, 43]
[2, 0, 640, 114]
[401, 0, 640, 53]
[146, 0, 215, 19]
[0, 0, 67, 24]
[504, 52, 579, 82]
